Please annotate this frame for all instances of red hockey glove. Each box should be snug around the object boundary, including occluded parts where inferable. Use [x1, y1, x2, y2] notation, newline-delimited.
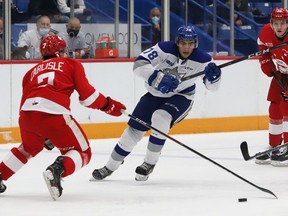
[101, 97, 126, 116]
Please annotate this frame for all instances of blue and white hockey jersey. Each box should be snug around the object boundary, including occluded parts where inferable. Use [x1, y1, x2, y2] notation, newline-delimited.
[133, 41, 220, 100]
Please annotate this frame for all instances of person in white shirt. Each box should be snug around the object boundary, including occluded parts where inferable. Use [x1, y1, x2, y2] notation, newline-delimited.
[56, 0, 93, 23]
[17, 15, 55, 59]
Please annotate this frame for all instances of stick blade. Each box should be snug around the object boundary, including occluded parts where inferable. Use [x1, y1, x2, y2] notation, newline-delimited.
[258, 186, 278, 199]
[240, 141, 251, 161]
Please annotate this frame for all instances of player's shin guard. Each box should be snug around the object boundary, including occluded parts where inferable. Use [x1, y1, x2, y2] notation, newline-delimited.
[135, 136, 164, 181]
[0, 147, 29, 180]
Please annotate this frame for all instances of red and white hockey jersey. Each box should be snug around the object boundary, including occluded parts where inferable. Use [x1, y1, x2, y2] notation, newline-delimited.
[20, 57, 107, 114]
[257, 23, 288, 102]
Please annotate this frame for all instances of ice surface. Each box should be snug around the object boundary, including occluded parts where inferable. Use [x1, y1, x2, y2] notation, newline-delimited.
[0, 130, 287, 216]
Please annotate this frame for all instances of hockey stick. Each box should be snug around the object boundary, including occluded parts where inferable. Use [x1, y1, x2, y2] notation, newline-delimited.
[270, 70, 288, 99]
[122, 110, 277, 199]
[240, 141, 288, 161]
[181, 40, 288, 82]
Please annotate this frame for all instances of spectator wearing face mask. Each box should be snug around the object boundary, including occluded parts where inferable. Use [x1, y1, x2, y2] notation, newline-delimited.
[57, 17, 90, 59]
[17, 15, 55, 59]
[149, 7, 161, 46]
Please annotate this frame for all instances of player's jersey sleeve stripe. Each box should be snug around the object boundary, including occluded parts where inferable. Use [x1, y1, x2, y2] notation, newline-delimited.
[79, 91, 100, 107]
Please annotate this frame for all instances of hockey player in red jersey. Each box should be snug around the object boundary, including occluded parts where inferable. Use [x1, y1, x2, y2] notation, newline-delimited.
[0, 35, 126, 200]
[256, 8, 288, 166]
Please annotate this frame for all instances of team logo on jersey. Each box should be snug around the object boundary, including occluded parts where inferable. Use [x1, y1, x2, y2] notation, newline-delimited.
[264, 42, 273, 47]
[165, 59, 174, 66]
[276, 59, 288, 74]
[164, 102, 179, 112]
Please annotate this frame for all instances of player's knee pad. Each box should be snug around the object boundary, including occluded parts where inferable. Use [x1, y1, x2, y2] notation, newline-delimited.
[151, 109, 172, 139]
[118, 126, 145, 151]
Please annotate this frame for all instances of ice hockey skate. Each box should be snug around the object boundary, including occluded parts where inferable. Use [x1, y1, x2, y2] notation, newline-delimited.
[90, 166, 113, 181]
[0, 172, 7, 193]
[255, 141, 282, 165]
[135, 162, 155, 181]
[43, 156, 65, 200]
[270, 146, 288, 167]
[255, 151, 271, 165]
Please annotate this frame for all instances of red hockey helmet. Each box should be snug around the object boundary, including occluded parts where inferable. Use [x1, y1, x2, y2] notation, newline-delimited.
[271, 8, 288, 21]
[40, 35, 66, 57]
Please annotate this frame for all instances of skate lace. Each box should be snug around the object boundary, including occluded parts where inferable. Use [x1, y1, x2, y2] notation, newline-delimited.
[141, 162, 153, 171]
[99, 167, 112, 176]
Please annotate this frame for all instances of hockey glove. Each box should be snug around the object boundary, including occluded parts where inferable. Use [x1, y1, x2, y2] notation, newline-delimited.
[148, 70, 179, 94]
[204, 62, 221, 83]
[101, 97, 126, 116]
[44, 139, 55, 151]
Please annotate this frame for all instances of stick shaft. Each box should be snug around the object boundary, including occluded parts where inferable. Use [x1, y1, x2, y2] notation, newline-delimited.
[271, 70, 287, 92]
[122, 111, 277, 198]
[181, 41, 288, 82]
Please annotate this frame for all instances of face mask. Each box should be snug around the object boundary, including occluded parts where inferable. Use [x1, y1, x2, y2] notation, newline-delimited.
[0, 33, 3, 39]
[67, 29, 79, 38]
[151, 16, 159, 24]
[39, 28, 50, 36]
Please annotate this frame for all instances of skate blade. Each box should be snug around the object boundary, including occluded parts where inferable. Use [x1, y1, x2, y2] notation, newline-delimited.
[43, 170, 60, 201]
[135, 173, 149, 181]
[271, 161, 288, 167]
[255, 160, 271, 165]
[89, 176, 100, 181]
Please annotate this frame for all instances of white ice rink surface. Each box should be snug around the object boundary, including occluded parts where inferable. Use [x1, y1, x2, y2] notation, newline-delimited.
[0, 130, 287, 216]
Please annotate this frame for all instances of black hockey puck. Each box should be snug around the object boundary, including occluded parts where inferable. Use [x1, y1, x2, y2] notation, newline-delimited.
[238, 198, 247, 202]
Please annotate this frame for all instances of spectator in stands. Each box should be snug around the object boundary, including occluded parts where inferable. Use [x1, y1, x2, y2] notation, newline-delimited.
[57, 17, 91, 59]
[149, 7, 161, 46]
[0, 17, 28, 60]
[235, 0, 254, 21]
[0, 0, 30, 23]
[17, 15, 55, 59]
[217, 0, 253, 26]
[28, 0, 69, 23]
[56, 0, 93, 23]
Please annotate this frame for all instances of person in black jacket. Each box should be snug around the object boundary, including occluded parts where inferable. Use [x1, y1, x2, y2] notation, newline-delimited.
[28, 0, 69, 23]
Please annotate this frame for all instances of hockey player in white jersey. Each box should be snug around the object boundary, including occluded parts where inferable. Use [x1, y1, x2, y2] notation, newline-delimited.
[90, 25, 222, 181]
